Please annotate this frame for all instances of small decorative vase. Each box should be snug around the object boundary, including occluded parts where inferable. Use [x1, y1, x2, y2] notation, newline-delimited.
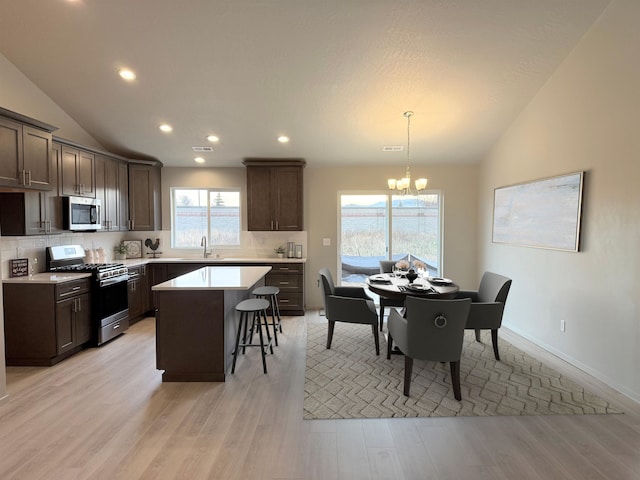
[277, 253, 284, 258]
[115, 253, 127, 260]
[405, 269, 418, 283]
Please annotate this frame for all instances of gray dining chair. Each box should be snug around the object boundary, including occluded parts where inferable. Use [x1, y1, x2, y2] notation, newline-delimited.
[378, 260, 405, 331]
[387, 296, 471, 399]
[455, 271, 512, 361]
[319, 268, 380, 355]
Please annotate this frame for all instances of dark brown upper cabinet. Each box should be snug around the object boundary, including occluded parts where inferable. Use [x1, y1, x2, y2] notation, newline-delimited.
[243, 158, 305, 231]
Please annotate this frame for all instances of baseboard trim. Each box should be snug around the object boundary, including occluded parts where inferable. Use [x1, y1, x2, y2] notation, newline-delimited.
[505, 324, 640, 405]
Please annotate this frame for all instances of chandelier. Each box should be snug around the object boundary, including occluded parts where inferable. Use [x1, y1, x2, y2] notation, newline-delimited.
[387, 111, 427, 195]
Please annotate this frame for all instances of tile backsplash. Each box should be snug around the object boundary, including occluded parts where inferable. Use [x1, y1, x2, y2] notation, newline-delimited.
[0, 230, 307, 279]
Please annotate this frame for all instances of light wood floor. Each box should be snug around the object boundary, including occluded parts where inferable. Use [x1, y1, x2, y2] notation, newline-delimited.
[1, 311, 639, 480]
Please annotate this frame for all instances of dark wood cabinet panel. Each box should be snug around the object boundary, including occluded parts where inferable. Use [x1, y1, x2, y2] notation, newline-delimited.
[3, 279, 91, 366]
[146, 263, 168, 313]
[60, 144, 95, 197]
[128, 163, 161, 231]
[22, 125, 53, 189]
[127, 265, 149, 322]
[96, 155, 128, 231]
[0, 116, 53, 191]
[244, 159, 305, 231]
[0, 142, 62, 235]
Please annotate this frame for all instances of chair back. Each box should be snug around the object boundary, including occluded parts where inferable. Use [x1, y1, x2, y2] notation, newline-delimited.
[478, 272, 512, 304]
[403, 296, 471, 362]
[379, 260, 396, 273]
[318, 268, 335, 311]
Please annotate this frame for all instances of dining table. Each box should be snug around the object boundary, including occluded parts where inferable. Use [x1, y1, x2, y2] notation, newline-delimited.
[366, 273, 460, 354]
[366, 273, 459, 301]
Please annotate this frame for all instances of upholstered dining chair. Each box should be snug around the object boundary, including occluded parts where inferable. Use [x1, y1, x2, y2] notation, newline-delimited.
[377, 260, 405, 331]
[319, 268, 380, 355]
[454, 271, 512, 361]
[387, 296, 471, 399]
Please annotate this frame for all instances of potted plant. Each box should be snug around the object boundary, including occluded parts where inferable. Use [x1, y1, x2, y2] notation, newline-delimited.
[113, 243, 128, 260]
[274, 246, 286, 258]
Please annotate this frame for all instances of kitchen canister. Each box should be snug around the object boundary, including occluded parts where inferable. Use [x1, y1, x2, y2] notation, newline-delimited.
[295, 244, 303, 258]
[287, 241, 295, 258]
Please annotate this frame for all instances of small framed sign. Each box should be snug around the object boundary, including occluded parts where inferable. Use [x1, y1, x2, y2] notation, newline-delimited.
[10, 258, 29, 277]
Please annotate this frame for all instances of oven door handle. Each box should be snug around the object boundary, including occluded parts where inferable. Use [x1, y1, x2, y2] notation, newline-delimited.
[99, 274, 130, 287]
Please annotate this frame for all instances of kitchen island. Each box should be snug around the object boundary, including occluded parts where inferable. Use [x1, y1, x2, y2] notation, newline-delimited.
[152, 265, 271, 381]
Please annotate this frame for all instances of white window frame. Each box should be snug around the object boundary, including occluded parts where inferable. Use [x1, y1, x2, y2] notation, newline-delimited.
[170, 187, 241, 249]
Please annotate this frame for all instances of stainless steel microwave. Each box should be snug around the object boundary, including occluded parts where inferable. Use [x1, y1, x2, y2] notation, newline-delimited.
[63, 196, 102, 231]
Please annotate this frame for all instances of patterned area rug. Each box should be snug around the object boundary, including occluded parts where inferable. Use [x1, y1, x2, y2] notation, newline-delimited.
[304, 322, 622, 419]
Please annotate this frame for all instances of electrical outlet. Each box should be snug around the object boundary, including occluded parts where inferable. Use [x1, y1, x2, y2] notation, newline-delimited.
[560, 319, 566, 332]
[322, 238, 331, 246]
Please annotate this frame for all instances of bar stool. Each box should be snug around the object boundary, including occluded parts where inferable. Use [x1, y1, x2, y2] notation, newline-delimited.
[232, 298, 272, 374]
[253, 286, 282, 345]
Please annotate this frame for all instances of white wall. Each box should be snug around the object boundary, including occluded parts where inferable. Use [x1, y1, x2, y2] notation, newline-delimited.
[305, 164, 479, 308]
[479, 0, 640, 401]
[160, 164, 480, 310]
[0, 51, 102, 401]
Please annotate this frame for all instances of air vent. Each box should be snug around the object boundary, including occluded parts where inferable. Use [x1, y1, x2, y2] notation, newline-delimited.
[382, 146, 403, 152]
[192, 146, 214, 152]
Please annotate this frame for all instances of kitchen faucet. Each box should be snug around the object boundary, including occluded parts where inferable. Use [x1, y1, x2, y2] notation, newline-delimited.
[201, 236, 211, 258]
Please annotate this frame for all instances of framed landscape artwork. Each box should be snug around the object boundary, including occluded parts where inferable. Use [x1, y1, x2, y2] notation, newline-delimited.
[492, 171, 584, 252]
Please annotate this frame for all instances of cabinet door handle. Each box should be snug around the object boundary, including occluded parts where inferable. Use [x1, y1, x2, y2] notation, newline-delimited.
[26, 170, 32, 186]
[275, 220, 279, 230]
[270, 220, 274, 230]
[280, 299, 289, 304]
[21, 170, 27, 186]
[279, 281, 290, 285]
[72, 286, 81, 291]
[113, 322, 120, 330]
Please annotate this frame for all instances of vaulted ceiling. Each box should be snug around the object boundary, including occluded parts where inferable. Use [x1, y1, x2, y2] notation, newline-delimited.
[0, 0, 610, 167]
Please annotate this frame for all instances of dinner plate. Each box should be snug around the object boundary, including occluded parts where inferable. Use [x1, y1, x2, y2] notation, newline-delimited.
[428, 277, 453, 285]
[405, 283, 429, 291]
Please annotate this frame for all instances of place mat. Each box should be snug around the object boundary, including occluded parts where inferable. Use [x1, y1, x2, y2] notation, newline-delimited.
[304, 322, 623, 419]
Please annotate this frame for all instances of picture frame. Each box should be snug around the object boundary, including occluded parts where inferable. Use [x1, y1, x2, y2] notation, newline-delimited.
[122, 240, 143, 258]
[492, 171, 584, 252]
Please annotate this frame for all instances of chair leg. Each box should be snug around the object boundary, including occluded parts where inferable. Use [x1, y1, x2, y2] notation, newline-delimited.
[256, 311, 268, 374]
[379, 305, 385, 331]
[231, 312, 245, 374]
[475, 329, 482, 342]
[491, 329, 500, 361]
[326, 321, 335, 349]
[450, 360, 462, 401]
[372, 324, 380, 355]
[403, 356, 413, 396]
[386, 333, 393, 359]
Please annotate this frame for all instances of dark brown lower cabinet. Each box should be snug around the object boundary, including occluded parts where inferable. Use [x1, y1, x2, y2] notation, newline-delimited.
[3, 278, 92, 366]
[127, 265, 149, 323]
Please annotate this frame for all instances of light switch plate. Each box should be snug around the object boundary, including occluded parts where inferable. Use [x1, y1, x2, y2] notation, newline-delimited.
[322, 238, 331, 246]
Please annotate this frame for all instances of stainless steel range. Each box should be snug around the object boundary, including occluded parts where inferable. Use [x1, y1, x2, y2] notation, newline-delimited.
[47, 245, 130, 345]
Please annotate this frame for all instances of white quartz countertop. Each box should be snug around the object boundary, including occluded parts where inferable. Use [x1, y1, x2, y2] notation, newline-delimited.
[152, 266, 272, 291]
[2, 272, 92, 284]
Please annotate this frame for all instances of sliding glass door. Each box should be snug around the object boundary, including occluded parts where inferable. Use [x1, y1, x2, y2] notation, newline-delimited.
[340, 192, 441, 285]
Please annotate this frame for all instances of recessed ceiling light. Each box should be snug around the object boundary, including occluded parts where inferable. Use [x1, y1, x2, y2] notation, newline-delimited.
[194, 157, 205, 164]
[159, 124, 173, 133]
[118, 69, 136, 81]
[277, 135, 290, 143]
[206, 135, 219, 143]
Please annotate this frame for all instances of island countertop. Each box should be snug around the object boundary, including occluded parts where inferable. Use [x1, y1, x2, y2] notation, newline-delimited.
[152, 266, 272, 291]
